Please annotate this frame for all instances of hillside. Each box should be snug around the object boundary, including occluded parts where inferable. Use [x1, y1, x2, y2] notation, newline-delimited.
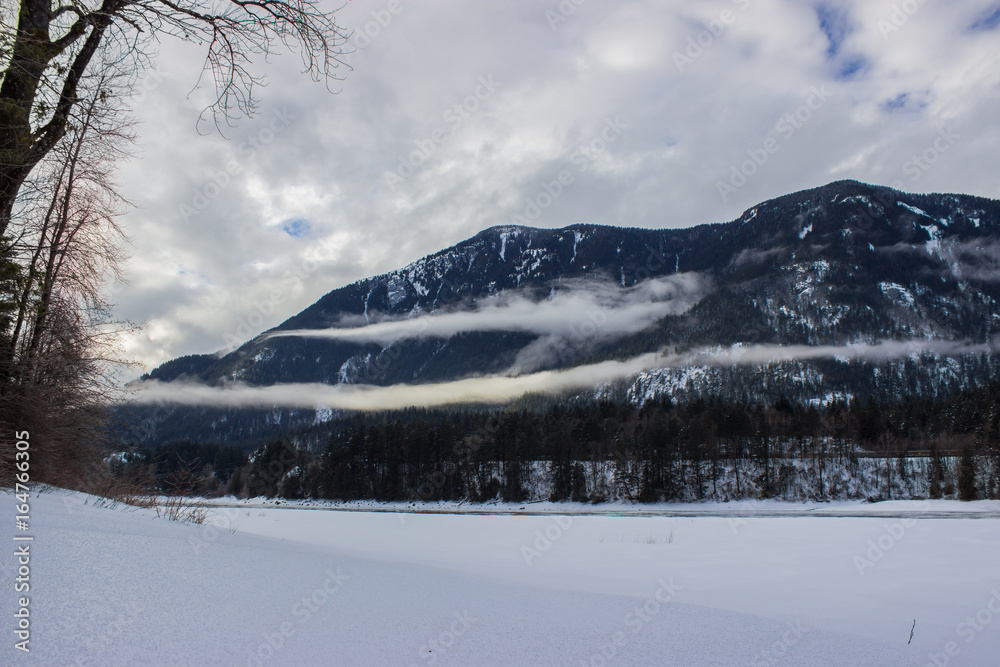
[122, 180, 1000, 444]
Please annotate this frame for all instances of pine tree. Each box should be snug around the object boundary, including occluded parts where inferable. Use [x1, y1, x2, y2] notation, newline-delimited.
[570, 463, 589, 503]
[958, 446, 977, 502]
[982, 400, 1000, 499]
[929, 444, 943, 500]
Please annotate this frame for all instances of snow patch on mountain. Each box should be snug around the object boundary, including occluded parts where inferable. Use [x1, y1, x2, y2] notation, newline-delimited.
[900, 202, 931, 218]
[879, 282, 915, 307]
[386, 275, 408, 307]
[572, 231, 584, 262]
[920, 223, 943, 255]
[337, 353, 371, 384]
[498, 228, 522, 261]
[313, 407, 335, 424]
[251, 348, 275, 364]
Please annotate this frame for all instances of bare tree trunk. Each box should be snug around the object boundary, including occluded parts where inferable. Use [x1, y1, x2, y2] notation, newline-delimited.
[0, 74, 137, 487]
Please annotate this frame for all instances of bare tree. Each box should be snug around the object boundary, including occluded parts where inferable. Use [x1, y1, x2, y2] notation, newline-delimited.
[1, 72, 139, 486]
[0, 0, 350, 238]
[0, 0, 349, 483]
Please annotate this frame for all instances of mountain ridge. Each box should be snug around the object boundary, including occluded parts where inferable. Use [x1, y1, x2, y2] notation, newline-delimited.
[127, 179, 1000, 444]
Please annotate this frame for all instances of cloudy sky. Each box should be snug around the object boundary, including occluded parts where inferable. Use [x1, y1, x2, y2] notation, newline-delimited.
[113, 0, 1000, 374]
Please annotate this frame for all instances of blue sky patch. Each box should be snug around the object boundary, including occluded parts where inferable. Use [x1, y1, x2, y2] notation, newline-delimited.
[969, 5, 1000, 31]
[884, 93, 910, 111]
[836, 56, 868, 81]
[814, 4, 867, 81]
[281, 219, 312, 238]
[882, 92, 929, 113]
[816, 3, 849, 58]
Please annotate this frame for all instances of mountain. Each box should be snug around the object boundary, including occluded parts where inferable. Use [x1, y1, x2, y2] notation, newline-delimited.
[121, 180, 1000, 445]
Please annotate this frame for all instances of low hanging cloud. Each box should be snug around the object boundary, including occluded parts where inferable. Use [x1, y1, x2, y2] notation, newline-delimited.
[878, 238, 1000, 283]
[266, 273, 711, 348]
[678, 339, 992, 366]
[131, 353, 666, 411]
[943, 239, 1000, 282]
[130, 339, 993, 411]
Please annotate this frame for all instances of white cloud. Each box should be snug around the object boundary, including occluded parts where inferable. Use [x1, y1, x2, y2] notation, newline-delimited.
[269, 273, 708, 341]
[130, 339, 992, 411]
[265, 273, 711, 372]
[109, 0, 1000, 374]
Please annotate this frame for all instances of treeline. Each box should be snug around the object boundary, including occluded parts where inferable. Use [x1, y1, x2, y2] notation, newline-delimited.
[117, 383, 1000, 502]
[110, 441, 254, 496]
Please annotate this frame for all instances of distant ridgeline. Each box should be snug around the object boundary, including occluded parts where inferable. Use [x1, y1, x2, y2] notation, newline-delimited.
[118, 179, 1000, 446]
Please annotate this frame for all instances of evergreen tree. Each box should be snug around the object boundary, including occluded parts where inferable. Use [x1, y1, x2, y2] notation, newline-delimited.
[981, 400, 1000, 499]
[958, 446, 977, 502]
[570, 463, 589, 503]
[929, 444, 943, 500]
[246, 439, 299, 498]
[547, 417, 574, 501]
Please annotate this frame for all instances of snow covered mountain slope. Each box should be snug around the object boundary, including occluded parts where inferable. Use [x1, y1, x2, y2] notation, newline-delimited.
[124, 180, 1000, 443]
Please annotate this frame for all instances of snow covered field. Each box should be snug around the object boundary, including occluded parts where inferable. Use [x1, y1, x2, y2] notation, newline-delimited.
[3, 489, 999, 666]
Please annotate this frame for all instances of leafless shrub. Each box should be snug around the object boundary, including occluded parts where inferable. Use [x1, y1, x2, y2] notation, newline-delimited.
[155, 495, 209, 524]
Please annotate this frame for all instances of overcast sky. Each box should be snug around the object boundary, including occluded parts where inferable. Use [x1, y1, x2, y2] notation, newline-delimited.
[113, 0, 1000, 374]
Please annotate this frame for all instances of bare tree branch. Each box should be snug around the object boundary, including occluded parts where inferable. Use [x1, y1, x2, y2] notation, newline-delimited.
[1, 0, 350, 237]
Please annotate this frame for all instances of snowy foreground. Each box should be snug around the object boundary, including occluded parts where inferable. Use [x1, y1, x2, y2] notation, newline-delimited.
[3, 490, 1000, 666]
